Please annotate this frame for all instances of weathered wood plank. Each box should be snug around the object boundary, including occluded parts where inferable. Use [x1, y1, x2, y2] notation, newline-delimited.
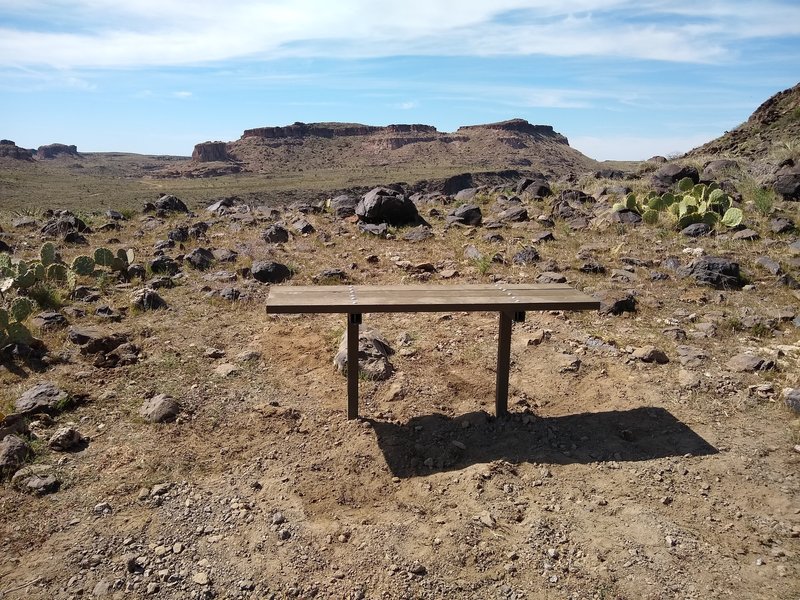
[266, 283, 599, 314]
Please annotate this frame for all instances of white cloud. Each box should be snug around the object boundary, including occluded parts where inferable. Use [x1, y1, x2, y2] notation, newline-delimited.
[0, 1, 798, 69]
[172, 91, 192, 98]
[394, 101, 419, 110]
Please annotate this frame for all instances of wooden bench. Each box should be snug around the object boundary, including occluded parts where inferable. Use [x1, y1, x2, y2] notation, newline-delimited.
[266, 283, 600, 419]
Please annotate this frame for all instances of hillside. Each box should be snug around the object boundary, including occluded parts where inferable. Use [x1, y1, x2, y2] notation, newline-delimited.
[176, 118, 599, 180]
[686, 82, 800, 162]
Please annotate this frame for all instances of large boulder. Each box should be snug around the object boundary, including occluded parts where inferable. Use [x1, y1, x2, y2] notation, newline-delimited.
[252, 261, 292, 284]
[14, 382, 69, 415]
[155, 195, 189, 213]
[651, 163, 699, 191]
[139, 394, 181, 423]
[262, 223, 290, 243]
[678, 256, 744, 289]
[774, 165, 800, 200]
[356, 187, 419, 226]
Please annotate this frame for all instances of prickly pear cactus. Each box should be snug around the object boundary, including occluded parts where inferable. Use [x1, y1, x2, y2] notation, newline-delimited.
[722, 207, 743, 228]
[5, 322, 33, 344]
[13, 269, 37, 290]
[71, 255, 95, 276]
[47, 263, 68, 282]
[32, 262, 46, 281]
[10, 297, 34, 322]
[0, 307, 8, 329]
[40, 242, 57, 267]
[94, 247, 115, 268]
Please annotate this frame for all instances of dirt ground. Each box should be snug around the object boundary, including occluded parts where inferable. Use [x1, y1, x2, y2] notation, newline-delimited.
[1, 184, 799, 600]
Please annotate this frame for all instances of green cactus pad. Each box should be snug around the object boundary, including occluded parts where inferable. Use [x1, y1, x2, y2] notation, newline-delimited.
[40, 242, 57, 267]
[14, 269, 37, 290]
[94, 247, 115, 268]
[677, 213, 704, 229]
[32, 262, 45, 281]
[47, 263, 68, 281]
[5, 321, 34, 344]
[0, 307, 8, 329]
[10, 297, 34, 322]
[0, 254, 11, 269]
[71, 255, 96, 275]
[642, 209, 659, 225]
[611, 202, 625, 212]
[721, 207, 743, 228]
[678, 177, 695, 192]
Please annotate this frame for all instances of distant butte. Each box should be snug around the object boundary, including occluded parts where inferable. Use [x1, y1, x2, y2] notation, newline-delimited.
[185, 118, 591, 179]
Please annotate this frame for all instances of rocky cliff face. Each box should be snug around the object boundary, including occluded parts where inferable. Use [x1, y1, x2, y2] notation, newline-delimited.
[0, 139, 33, 160]
[192, 141, 230, 162]
[242, 122, 382, 139]
[36, 143, 80, 159]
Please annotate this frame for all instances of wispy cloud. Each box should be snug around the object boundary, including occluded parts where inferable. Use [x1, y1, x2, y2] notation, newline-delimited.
[1, 1, 798, 69]
[394, 101, 419, 110]
[172, 91, 192, 98]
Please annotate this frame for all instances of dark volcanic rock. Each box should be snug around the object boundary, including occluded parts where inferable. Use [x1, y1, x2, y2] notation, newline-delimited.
[292, 218, 315, 234]
[402, 226, 433, 242]
[701, 159, 739, 180]
[682, 223, 711, 237]
[140, 394, 181, 423]
[770, 217, 795, 233]
[774, 165, 800, 200]
[0, 239, 12, 253]
[356, 187, 419, 226]
[131, 288, 167, 310]
[755, 256, 782, 275]
[358, 222, 388, 237]
[610, 209, 642, 225]
[678, 256, 744, 289]
[155, 194, 189, 213]
[149, 256, 180, 275]
[595, 290, 637, 315]
[0, 435, 29, 479]
[41, 213, 89, 238]
[185, 247, 215, 270]
[512, 247, 540, 265]
[68, 327, 129, 354]
[441, 173, 474, 195]
[14, 382, 69, 415]
[447, 204, 482, 226]
[651, 164, 699, 190]
[31, 311, 68, 330]
[330, 195, 358, 219]
[262, 223, 290, 243]
[252, 261, 292, 284]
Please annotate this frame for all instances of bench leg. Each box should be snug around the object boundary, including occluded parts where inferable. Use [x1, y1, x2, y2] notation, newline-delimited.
[495, 311, 513, 417]
[347, 313, 362, 419]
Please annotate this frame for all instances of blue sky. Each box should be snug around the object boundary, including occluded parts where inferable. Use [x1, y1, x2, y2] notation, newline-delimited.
[1, 1, 798, 160]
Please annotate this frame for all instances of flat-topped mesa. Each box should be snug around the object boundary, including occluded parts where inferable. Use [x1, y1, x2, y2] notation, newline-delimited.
[242, 122, 382, 140]
[36, 143, 80, 159]
[457, 119, 569, 145]
[192, 141, 230, 162]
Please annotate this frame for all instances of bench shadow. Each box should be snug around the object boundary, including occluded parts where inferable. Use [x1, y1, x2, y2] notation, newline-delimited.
[368, 407, 717, 478]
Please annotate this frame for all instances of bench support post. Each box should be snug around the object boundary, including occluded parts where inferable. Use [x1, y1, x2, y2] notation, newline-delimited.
[495, 310, 513, 417]
[347, 313, 362, 419]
